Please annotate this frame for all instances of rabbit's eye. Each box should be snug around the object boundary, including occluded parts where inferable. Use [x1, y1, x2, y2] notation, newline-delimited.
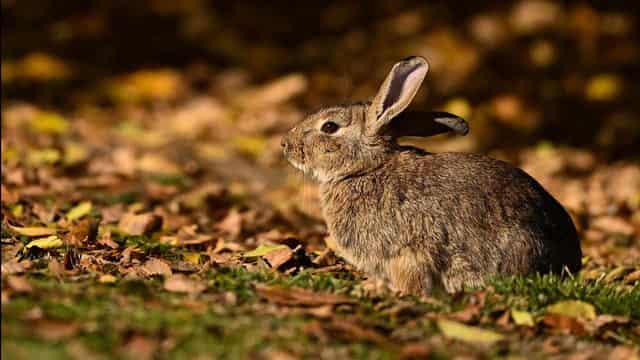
[321, 121, 339, 134]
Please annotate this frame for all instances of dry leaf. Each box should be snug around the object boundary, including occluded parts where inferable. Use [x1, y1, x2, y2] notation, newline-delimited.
[48, 257, 65, 278]
[98, 274, 118, 284]
[400, 342, 433, 359]
[437, 319, 504, 344]
[34, 320, 80, 341]
[6, 275, 34, 293]
[328, 318, 388, 345]
[263, 247, 293, 270]
[1, 260, 32, 275]
[542, 314, 586, 336]
[66, 201, 93, 221]
[140, 258, 173, 277]
[7, 224, 57, 237]
[118, 213, 163, 236]
[546, 300, 597, 320]
[25, 235, 64, 249]
[255, 284, 354, 306]
[163, 274, 206, 294]
[511, 309, 535, 327]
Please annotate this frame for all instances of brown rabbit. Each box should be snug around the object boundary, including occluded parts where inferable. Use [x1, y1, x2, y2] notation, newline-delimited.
[281, 56, 581, 294]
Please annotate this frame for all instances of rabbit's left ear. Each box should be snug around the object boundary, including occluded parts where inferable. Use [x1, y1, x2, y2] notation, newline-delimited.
[366, 56, 429, 136]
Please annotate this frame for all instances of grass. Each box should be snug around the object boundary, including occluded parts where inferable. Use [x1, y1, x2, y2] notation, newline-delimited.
[2, 266, 638, 359]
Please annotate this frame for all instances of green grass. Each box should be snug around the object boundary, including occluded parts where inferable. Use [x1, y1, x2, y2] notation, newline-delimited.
[490, 274, 640, 319]
[2, 266, 638, 359]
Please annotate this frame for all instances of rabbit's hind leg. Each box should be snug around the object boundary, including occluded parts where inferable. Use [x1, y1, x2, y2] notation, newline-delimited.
[384, 249, 434, 296]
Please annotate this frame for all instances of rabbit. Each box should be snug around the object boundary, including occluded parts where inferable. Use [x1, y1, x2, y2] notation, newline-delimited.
[281, 56, 582, 294]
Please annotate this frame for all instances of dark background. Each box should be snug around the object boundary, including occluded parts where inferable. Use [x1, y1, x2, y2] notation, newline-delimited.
[3, 0, 640, 159]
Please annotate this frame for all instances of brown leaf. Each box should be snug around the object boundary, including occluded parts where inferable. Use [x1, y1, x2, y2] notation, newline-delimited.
[1, 260, 32, 275]
[591, 216, 635, 236]
[34, 320, 80, 341]
[48, 257, 65, 278]
[140, 258, 172, 277]
[449, 304, 480, 323]
[328, 318, 388, 345]
[66, 219, 99, 246]
[118, 212, 163, 236]
[163, 274, 205, 294]
[122, 334, 158, 360]
[215, 208, 243, 239]
[6, 275, 34, 293]
[255, 284, 355, 306]
[542, 314, 587, 336]
[624, 269, 640, 283]
[587, 314, 630, 334]
[263, 246, 293, 270]
[400, 342, 433, 359]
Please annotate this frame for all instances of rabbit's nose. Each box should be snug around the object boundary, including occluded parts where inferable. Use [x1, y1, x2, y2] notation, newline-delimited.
[280, 137, 288, 149]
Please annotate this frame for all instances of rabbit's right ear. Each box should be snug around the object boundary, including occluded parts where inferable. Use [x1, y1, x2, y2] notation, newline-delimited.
[366, 56, 429, 136]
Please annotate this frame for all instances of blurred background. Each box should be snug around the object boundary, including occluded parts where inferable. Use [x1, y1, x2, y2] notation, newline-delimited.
[2, 0, 639, 263]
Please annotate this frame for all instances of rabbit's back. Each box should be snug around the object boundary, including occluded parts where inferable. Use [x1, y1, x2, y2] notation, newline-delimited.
[321, 148, 581, 293]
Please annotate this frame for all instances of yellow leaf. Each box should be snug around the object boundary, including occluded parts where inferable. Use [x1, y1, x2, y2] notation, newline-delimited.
[232, 136, 267, 157]
[511, 310, 535, 326]
[586, 74, 621, 101]
[63, 142, 89, 166]
[546, 300, 596, 320]
[437, 319, 504, 344]
[443, 98, 472, 120]
[20, 52, 71, 81]
[66, 201, 92, 221]
[7, 224, 57, 237]
[10, 204, 24, 217]
[25, 235, 64, 249]
[30, 112, 69, 134]
[98, 274, 117, 284]
[27, 148, 61, 165]
[183, 252, 201, 265]
[242, 244, 288, 258]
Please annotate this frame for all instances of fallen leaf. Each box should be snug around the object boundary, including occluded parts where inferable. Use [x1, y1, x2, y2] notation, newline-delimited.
[6, 275, 34, 293]
[624, 270, 640, 283]
[243, 244, 288, 258]
[29, 111, 70, 134]
[118, 213, 163, 236]
[1, 260, 32, 275]
[546, 300, 597, 320]
[255, 284, 354, 306]
[34, 320, 80, 341]
[437, 319, 504, 344]
[449, 305, 480, 323]
[263, 246, 293, 269]
[400, 342, 433, 359]
[25, 235, 64, 249]
[511, 309, 536, 327]
[215, 208, 243, 239]
[48, 257, 65, 278]
[140, 258, 172, 277]
[98, 274, 118, 284]
[164, 274, 206, 294]
[7, 224, 57, 237]
[66, 201, 93, 221]
[542, 314, 586, 336]
[121, 334, 158, 360]
[328, 318, 388, 345]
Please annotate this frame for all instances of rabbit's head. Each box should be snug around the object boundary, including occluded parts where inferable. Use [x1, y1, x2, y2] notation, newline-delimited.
[282, 56, 468, 182]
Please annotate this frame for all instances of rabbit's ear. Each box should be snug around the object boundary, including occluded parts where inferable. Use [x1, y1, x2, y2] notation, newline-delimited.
[367, 56, 429, 136]
[383, 111, 469, 138]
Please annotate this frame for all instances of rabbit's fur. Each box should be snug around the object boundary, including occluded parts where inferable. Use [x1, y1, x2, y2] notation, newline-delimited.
[282, 57, 581, 294]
